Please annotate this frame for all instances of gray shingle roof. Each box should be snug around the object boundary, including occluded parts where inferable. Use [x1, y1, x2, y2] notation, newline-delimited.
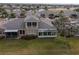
[0, 15, 57, 31]
[38, 18, 57, 30]
[4, 18, 24, 30]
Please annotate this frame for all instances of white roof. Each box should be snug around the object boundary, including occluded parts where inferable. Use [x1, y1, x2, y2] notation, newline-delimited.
[38, 9, 46, 12]
[70, 21, 77, 23]
[4, 29, 18, 32]
[36, 9, 47, 17]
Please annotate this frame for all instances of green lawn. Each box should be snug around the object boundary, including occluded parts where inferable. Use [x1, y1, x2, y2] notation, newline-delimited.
[0, 36, 79, 55]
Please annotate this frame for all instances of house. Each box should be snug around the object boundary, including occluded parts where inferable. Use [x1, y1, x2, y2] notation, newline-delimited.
[35, 9, 48, 18]
[0, 12, 57, 39]
[67, 17, 79, 37]
[38, 17, 57, 38]
[4, 18, 25, 38]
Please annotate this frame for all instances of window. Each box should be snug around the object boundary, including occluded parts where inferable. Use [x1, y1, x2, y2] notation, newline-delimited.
[20, 30, 25, 34]
[51, 32, 56, 35]
[48, 32, 51, 35]
[54, 15, 59, 18]
[49, 14, 54, 19]
[20, 30, 22, 34]
[12, 32, 17, 36]
[49, 14, 54, 16]
[41, 14, 45, 18]
[0, 31, 2, 34]
[23, 30, 25, 34]
[39, 32, 42, 36]
[27, 22, 31, 27]
[32, 22, 37, 27]
[27, 22, 37, 27]
[39, 31, 56, 36]
[70, 14, 78, 18]
[43, 32, 47, 35]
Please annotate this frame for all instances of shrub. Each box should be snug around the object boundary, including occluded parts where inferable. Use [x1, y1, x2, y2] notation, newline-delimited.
[0, 36, 5, 39]
[20, 35, 37, 40]
[74, 8, 79, 12]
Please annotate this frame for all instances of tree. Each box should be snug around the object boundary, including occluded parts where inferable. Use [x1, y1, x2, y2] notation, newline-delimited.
[20, 7, 26, 18]
[20, 12, 26, 18]
[53, 13, 77, 37]
[37, 6, 39, 10]
[2, 11, 9, 18]
[63, 24, 78, 37]
[9, 13, 16, 18]
[45, 6, 48, 10]
[59, 10, 64, 14]
[0, 8, 9, 18]
[74, 8, 79, 12]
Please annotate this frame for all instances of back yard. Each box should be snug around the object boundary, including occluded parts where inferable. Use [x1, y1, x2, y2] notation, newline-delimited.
[0, 36, 79, 55]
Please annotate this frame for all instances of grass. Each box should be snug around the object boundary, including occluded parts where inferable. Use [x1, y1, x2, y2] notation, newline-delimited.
[0, 36, 79, 54]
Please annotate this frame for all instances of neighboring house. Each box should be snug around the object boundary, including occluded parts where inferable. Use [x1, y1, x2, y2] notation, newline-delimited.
[35, 9, 48, 18]
[12, 9, 21, 17]
[68, 17, 79, 37]
[26, 10, 35, 16]
[0, 13, 57, 39]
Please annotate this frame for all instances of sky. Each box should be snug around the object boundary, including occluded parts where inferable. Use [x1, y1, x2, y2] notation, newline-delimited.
[0, 0, 79, 5]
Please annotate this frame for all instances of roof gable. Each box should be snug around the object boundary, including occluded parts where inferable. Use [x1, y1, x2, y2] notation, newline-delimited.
[24, 15, 40, 22]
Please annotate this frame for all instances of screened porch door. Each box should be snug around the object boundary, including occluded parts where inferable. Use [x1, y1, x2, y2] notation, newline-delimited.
[5, 32, 18, 38]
